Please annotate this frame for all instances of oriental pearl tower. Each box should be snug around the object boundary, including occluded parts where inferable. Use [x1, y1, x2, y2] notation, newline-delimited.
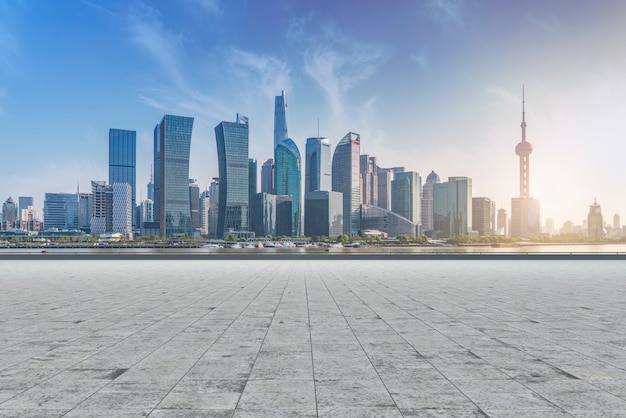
[516, 86, 533, 199]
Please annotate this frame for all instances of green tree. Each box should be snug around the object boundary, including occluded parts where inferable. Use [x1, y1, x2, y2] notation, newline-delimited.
[226, 233, 237, 242]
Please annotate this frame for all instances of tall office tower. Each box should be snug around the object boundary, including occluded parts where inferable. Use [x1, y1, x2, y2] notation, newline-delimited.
[2, 197, 17, 227]
[189, 179, 200, 231]
[157, 114, 194, 237]
[78, 193, 93, 231]
[90, 181, 112, 234]
[472, 197, 495, 236]
[153, 124, 161, 224]
[147, 165, 154, 202]
[614, 213, 621, 230]
[305, 137, 331, 193]
[109, 129, 136, 228]
[43, 193, 79, 230]
[261, 158, 274, 194]
[249, 159, 257, 233]
[18, 196, 34, 219]
[304, 190, 343, 238]
[360, 155, 378, 206]
[208, 178, 219, 237]
[274, 90, 288, 150]
[332, 132, 361, 236]
[545, 218, 555, 235]
[391, 171, 421, 227]
[200, 189, 210, 235]
[112, 182, 132, 238]
[421, 170, 440, 235]
[216, 114, 249, 237]
[433, 177, 472, 239]
[497, 208, 508, 236]
[588, 198, 605, 238]
[275, 139, 302, 236]
[511, 88, 541, 237]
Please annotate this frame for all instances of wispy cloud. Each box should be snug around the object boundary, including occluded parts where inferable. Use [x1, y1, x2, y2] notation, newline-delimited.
[227, 48, 292, 104]
[290, 17, 389, 115]
[420, 0, 466, 27]
[185, 0, 220, 16]
[79, 0, 115, 16]
[526, 13, 561, 35]
[126, 2, 187, 90]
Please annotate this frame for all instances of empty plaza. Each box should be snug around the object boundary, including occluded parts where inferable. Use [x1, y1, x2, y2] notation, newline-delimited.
[1, 258, 626, 417]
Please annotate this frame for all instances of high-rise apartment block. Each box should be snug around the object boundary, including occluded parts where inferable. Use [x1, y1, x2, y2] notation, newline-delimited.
[332, 132, 361, 236]
[112, 182, 132, 238]
[189, 179, 200, 231]
[215, 114, 249, 237]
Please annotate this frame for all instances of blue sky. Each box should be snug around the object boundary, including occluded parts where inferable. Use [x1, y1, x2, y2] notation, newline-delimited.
[1, 0, 626, 228]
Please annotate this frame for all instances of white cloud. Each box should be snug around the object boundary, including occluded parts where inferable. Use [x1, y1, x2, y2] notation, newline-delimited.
[126, 2, 187, 90]
[420, 0, 466, 27]
[291, 18, 389, 116]
[185, 0, 220, 16]
[79, 0, 115, 16]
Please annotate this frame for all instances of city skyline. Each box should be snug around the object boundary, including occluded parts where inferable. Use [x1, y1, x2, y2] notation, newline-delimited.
[1, 1, 626, 228]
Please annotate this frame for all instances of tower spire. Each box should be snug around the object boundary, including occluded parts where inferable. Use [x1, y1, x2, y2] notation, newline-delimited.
[521, 84, 527, 142]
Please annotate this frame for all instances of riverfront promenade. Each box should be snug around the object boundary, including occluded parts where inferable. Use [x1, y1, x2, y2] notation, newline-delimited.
[1, 259, 626, 417]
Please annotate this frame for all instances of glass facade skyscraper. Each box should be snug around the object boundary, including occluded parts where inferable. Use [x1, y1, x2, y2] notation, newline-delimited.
[153, 124, 161, 224]
[261, 158, 274, 194]
[305, 137, 331, 193]
[109, 128, 136, 228]
[275, 138, 302, 236]
[332, 132, 361, 236]
[157, 114, 194, 237]
[43, 193, 79, 230]
[433, 177, 472, 239]
[391, 171, 421, 225]
[215, 114, 249, 237]
[274, 91, 288, 150]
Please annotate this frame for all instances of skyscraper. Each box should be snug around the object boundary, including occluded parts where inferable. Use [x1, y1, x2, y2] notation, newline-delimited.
[497, 208, 508, 236]
[2, 197, 17, 227]
[112, 182, 132, 238]
[109, 129, 136, 228]
[472, 197, 495, 236]
[18, 196, 34, 219]
[200, 189, 210, 236]
[275, 138, 302, 236]
[511, 89, 541, 238]
[305, 137, 331, 193]
[421, 170, 440, 235]
[215, 114, 249, 237]
[261, 158, 274, 194]
[332, 132, 361, 236]
[304, 190, 343, 238]
[147, 165, 154, 202]
[153, 124, 161, 224]
[433, 177, 472, 239]
[189, 179, 200, 231]
[274, 90, 288, 150]
[391, 171, 421, 226]
[90, 181, 112, 235]
[44, 193, 79, 230]
[208, 178, 219, 238]
[249, 159, 257, 233]
[157, 115, 194, 237]
[588, 198, 605, 239]
[360, 155, 378, 206]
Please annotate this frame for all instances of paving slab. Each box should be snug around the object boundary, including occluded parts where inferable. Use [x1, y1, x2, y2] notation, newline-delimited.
[1, 259, 626, 416]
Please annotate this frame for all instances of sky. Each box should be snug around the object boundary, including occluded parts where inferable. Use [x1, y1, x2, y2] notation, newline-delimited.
[1, 0, 626, 229]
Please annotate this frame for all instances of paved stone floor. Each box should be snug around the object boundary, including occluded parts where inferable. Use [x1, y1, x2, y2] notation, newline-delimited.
[1, 259, 626, 417]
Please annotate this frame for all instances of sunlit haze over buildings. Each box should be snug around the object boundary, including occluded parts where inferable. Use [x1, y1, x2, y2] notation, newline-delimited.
[1, 0, 626, 229]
